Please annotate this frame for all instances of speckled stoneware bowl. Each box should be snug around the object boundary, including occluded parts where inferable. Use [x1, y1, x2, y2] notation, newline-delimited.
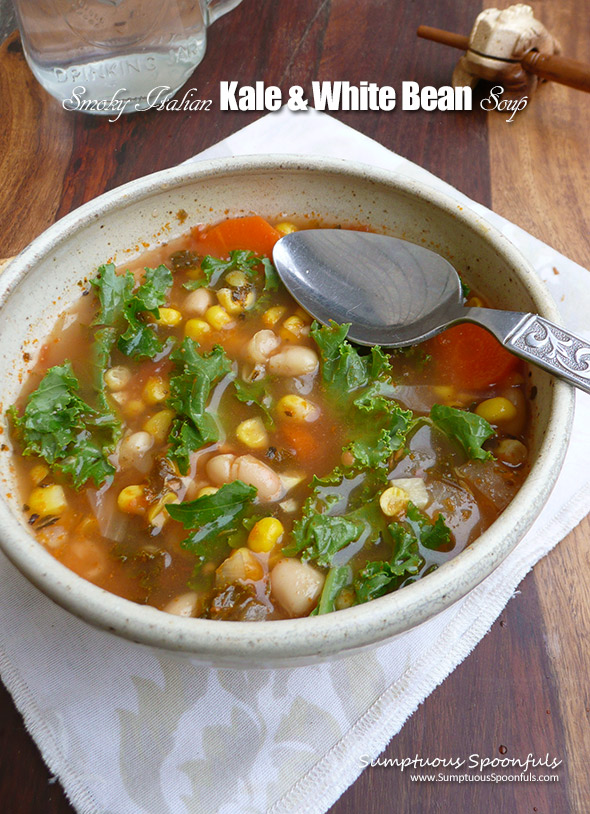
[0, 156, 574, 667]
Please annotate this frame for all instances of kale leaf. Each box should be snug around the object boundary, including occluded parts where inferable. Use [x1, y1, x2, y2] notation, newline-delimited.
[315, 565, 353, 615]
[430, 403, 495, 461]
[404, 501, 452, 550]
[9, 362, 117, 489]
[232, 378, 274, 427]
[166, 340, 233, 474]
[183, 250, 279, 292]
[91, 263, 173, 359]
[166, 481, 257, 568]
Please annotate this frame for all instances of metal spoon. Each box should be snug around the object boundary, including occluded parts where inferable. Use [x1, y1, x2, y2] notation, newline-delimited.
[272, 229, 590, 395]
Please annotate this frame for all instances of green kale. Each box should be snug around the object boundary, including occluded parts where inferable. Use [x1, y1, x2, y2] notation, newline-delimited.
[166, 481, 257, 569]
[8, 362, 116, 489]
[404, 501, 452, 550]
[316, 566, 353, 615]
[166, 340, 233, 474]
[91, 262, 173, 359]
[354, 519, 424, 604]
[232, 378, 274, 427]
[430, 403, 495, 461]
[183, 250, 279, 292]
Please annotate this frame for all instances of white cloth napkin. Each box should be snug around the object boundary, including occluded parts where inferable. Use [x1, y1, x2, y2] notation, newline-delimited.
[1, 109, 589, 814]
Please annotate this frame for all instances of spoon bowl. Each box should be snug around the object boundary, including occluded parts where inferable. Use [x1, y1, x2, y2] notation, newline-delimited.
[273, 229, 590, 394]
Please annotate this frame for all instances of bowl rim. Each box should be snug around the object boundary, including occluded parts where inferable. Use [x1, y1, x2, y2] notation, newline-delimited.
[0, 154, 574, 662]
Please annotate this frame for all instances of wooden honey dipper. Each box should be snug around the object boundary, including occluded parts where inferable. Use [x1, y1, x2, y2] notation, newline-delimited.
[418, 4, 590, 95]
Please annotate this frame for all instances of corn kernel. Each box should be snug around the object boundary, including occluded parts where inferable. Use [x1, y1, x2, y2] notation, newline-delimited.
[432, 385, 456, 402]
[275, 221, 298, 235]
[29, 464, 49, 486]
[123, 399, 146, 418]
[185, 318, 211, 342]
[143, 409, 175, 443]
[496, 438, 528, 467]
[104, 365, 131, 391]
[276, 394, 318, 422]
[155, 307, 182, 327]
[29, 484, 67, 517]
[147, 492, 179, 527]
[379, 485, 409, 517]
[185, 267, 205, 280]
[205, 305, 234, 330]
[117, 484, 147, 515]
[280, 315, 309, 341]
[236, 417, 269, 449]
[197, 486, 219, 498]
[475, 397, 517, 424]
[466, 296, 484, 307]
[248, 517, 284, 553]
[295, 307, 312, 323]
[142, 376, 169, 405]
[225, 270, 249, 287]
[262, 306, 286, 327]
[217, 287, 245, 315]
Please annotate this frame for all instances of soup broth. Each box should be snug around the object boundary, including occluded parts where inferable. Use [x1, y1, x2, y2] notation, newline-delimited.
[7, 216, 531, 620]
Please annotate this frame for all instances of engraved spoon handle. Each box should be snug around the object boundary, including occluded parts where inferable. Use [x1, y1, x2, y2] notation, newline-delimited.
[462, 307, 590, 395]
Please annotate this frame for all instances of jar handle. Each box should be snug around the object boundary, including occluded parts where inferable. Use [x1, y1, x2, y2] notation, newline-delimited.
[207, 0, 243, 24]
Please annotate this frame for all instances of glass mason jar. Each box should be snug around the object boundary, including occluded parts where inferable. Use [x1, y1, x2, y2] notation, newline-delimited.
[11, 0, 243, 114]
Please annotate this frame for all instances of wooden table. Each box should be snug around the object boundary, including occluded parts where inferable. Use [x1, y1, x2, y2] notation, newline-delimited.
[1, 1, 589, 811]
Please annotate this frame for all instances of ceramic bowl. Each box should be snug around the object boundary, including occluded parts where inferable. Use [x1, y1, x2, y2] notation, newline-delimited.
[0, 156, 573, 667]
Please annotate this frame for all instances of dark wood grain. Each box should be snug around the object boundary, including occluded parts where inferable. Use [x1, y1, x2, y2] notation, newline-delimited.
[0, 0, 588, 811]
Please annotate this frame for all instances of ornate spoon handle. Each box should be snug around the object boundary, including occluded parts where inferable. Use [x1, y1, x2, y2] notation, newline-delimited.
[463, 307, 590, 395]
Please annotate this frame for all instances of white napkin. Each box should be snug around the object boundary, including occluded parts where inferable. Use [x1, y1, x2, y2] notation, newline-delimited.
[1, 109, 589, 814]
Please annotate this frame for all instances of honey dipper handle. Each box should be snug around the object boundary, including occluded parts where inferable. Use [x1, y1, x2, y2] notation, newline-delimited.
[417, 25, 590, 93]
[521, 51, 590, 93]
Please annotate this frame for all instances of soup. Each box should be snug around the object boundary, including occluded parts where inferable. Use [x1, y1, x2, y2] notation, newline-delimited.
[7, 216, 530, 620]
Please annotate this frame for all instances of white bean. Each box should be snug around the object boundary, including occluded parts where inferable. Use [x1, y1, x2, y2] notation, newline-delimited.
[247, 329, 281, 365]
[388, 477, 429, 510]
[163, 591, 200, 618]
[270, 559, 325, 617]
[184, 288, 213, 316]
[206, 453, 236, 485]
[118, 431, 154, 471]
[231, 454, 283, 502]
[268, 346, 319, 377]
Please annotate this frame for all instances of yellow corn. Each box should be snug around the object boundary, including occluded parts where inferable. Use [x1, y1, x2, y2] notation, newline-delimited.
[142, 376, 169, 405]
[147, 492, 179, 528]
[29, 464, 49, 487]
[185, 318, 211, 342]
[197, 486, 219, 498]
[276, 394, 318, 422]
[275, 221, 298, 235]
[104, 365, 131, 391]
[123, 399, 145, 418]
[475, 397, 517, 424]
[185, 267, 205, 280]
[466, 296, 484, 307]
[143, 409, 175, 443]
[205, 305, 234, 330]
[280, 315, 308, 341]
[262, 306, 286, 327]
[379, 485, 409, 517]
[225, 270, 249, 287]
[29, 484, 67, 517]
[432, 385, 456, 401]
[117, 484, 147, 515]
[155, 307, 182, 327]
[248, 517, 284, 553]
[236, 417, 269, 449]
[217, 287, 245, 315]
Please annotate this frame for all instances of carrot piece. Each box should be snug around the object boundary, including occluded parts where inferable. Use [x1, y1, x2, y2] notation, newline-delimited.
[192, 216, 282, 258]
[280, 424, 317, 461]
[428, 323, 520, 389]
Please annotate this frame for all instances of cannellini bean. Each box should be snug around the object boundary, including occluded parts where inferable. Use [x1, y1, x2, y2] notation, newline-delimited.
[62, 539, 107, 581]
[206, 453, 236, 485]
[215, 547, 264, 589]
[247, 329, 281, 364]
[270, 559, 325, 617]
[163, 591, 200, 618]
[231, 455, 283, 502]
[388, 477, 430, 510]
[268, 346, 319, 377]
[184, 288, 213, 316]
[118, 431, 154, 472]
[496, 438, 528, 467]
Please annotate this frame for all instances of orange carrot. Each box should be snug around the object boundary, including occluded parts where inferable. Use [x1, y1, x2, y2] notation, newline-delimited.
[192, 216, 282, 258]
[280, 424, 318, 461]
[428, 323, 520, 389]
